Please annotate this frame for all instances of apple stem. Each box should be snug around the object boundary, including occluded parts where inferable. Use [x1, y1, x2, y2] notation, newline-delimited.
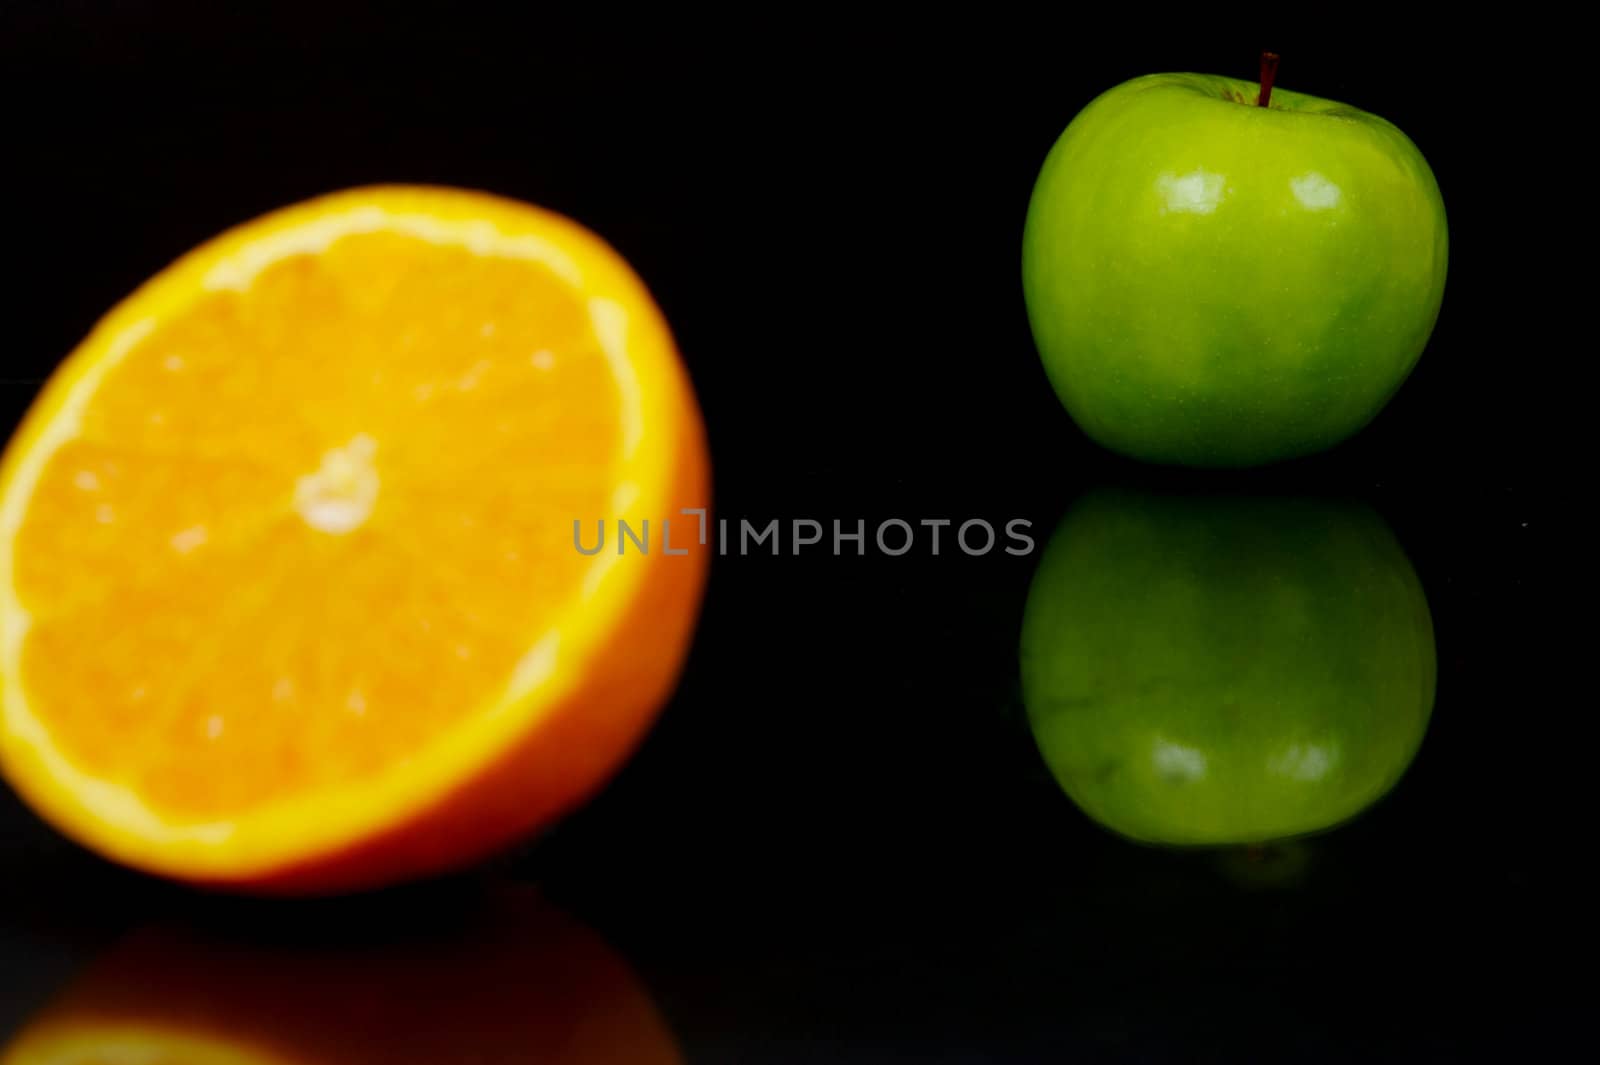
[1258, 51, 1280, 107]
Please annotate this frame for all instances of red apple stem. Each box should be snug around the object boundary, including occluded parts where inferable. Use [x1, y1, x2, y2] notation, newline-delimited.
[1258, 51, 1280, 107]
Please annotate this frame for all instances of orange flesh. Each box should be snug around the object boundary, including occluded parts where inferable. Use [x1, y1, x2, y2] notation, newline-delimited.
[13, 230, 622, 820]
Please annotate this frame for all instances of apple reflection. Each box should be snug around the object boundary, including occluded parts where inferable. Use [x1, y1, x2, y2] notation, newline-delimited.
[1, 884, 682, 1065]
[1020, 488, 1435, 846]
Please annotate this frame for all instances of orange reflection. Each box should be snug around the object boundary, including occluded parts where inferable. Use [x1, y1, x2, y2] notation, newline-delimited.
[3, 885, 682, 1065]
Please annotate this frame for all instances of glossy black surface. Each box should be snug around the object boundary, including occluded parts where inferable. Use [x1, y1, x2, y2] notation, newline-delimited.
[0, 13, 1572, 1062]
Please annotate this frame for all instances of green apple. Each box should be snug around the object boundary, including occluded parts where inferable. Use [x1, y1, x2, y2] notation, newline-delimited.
[1022, 69, 1447, 466]
[1019, 488, 1435, 845]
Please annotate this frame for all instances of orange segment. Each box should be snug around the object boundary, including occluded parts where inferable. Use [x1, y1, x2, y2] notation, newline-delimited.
[0, 186, 708, 891]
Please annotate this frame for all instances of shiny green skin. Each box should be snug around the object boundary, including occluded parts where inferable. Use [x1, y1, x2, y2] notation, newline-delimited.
[1019, 489, 1435, 845]
[1022, 74, 1448, 466]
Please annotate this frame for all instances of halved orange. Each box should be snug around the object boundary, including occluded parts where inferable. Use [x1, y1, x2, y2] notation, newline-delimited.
[1, 883, 684, 1065]
[0, 186, 708, 892]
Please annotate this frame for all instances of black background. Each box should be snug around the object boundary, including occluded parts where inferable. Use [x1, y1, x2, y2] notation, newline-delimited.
[0, 7, 1573, 1062]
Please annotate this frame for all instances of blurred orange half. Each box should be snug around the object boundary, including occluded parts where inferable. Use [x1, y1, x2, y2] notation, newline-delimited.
[0, 186, 709, 892]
